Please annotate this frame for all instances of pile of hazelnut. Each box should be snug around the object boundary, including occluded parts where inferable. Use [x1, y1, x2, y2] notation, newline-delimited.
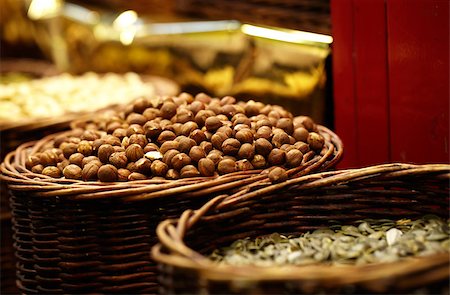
[25, 93, 325, 182]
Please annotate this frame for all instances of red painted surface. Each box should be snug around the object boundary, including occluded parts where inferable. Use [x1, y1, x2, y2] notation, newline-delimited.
[387, 0, 449, 164]
[330, 0, 358, 168]
[331, 0, 449, 168]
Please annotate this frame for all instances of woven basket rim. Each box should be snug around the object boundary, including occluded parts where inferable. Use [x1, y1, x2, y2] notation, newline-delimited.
[0, 124, 343, 202]
[152, 163, 450, 284]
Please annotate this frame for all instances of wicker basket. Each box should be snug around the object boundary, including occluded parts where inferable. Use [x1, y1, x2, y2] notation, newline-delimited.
[153, 163, 450, 294]
[0, 122, 342, 293]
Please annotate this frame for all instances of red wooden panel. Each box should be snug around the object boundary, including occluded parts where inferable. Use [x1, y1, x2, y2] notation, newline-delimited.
[353, 0, 390, 166]
[330, 0, 358, 168]
[387, 0, 449, 163]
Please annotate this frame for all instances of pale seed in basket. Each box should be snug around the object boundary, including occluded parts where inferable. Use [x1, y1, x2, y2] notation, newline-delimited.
[27, 93, 325, 182]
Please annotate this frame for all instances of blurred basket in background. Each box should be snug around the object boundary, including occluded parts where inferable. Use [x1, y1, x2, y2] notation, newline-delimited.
[153, 163, 450, 294]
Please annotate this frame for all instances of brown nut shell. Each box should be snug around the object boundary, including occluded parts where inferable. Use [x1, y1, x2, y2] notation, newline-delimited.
[269, 167, 288, 183]
[97, 164, 118, 182]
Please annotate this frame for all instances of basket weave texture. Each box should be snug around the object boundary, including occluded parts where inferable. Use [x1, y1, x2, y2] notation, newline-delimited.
[153, 163, 450, 294]
[0, 123, 341, 293]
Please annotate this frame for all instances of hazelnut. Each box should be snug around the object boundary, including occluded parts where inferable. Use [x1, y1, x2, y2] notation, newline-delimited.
[128, 172, 147, 181]
[174, 109, 194, 124]
[151, 160, 169, 176]
[162, 149, 179, 166]
[236, 159, 254, 171]
[135, 158, 152, 174]
[221, 104, 236, 118]
[235, 129, 254, 144]
[189, 100, 205, 114]
[127, 162, 138, 172]
[217, 125, 233, 137]
[255, 119, 272, 129]
[238, 143, 255, 160]
[57, 160, 69, 172]
[143, 108, 160, 121]
[207, 101, 222, 114]
[144, 122, 162, 139]
[109, 152, 128, 168]
[126, 124, 145, 137]
[160, 141, 179, 154]
[295, 116, 315, 131]
[211, 133, 228, 150]
[126, 144, 144, 162]
[294, 141, 310, 153]
[63, 164, 82, 180]
[195, 92, 212, 104]
[122, 136, 130, 149]
[200, 141, 213, 154]
[161, 102, 177, 119]
[166, 169, 180, 180]
[81, 130, 100, 141]
[276, 118, 294, 135]
[180, 165, 200, 178]
[54, 134, 68, 148]
[82, 162, 100, 181]
[129, 134, 148, 148]
[198, 158, 215, 176]
[181, 121, 199, 136]
[232, 115, 251, 127]
[112, 128, 127, 139]
[293, 127, 309, 142]
[217, 158, 237, 175]
[97, 164, 118, 182]
[268, 148, 286, 165]
[42, 166, 61, 178]
[132, 97, 150, 113]
[177, 136, 196, 154]
[157, 130, 176, 143]
[269, 167, 288, 183]
[307, 132, 325, 150]
[81, 156, 101, 168]
[145, 151, 163, 161]
[69, 153, 84, 167]
[126, 113, 147, 125]
[245, 101, 259, 117]
[31, 164, 44, 174]
[251, 154, 267, 169]
[106, 122, 122, 134]
[103, 135, 121, 146]
[205, 116, 222, 131]
[189, 129, 207, 144]
[272, 131, 290, 148]
[144, 143, 159, 153]
[255, 138, 272, 156]
[178, 92, 194, 104]
[25, 155, 41, 169]
[92, 139, 106, 151]
[194, 110, 214, 126]
[172, 123, 183, 135]
[207, 150, 223, 166]
[117, 168, 131, 181]
[220, 95, 236, 105]
[171, 153, 191, 171]
[189, 146, 206, 162]
[222, 138, 241, 155]
[98, 144, 115, 163]
[286, 149, 304, 167]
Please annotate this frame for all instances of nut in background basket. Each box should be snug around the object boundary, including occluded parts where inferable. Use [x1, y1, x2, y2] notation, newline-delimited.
[153, 163, 450, 294]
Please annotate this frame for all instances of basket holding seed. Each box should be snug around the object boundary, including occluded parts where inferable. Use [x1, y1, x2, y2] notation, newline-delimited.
[153, 163, 450, 295]
[0, 92, 342, 293]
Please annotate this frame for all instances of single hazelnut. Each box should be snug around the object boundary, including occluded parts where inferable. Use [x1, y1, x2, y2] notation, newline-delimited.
[232, 115, 251, 127]
[132, 97, 150, 113]
[160, 119, 175, 132]
[144, 122, 162, 139]
[272, 131, 290, 148]
[307, 132, 325, 150]
[293, 127, 309, 142]
[200, 141, 213, 154]
[295, 116, 315, 131]
[126, 124, 145, 137]
[25, 155, 41, 169]
[57, 159, 70, 172]
[276, 118, 294, 135]
[39, 151, 58, 166]
[81, 156, 101, 168]
[98, 144, 115, 163]
[135, 158, 152, 174]
[157, 130, 177, 144]
[127, 162, 138, 172]
[103, 135, 121, 146]
[82, 162, 100, 181]
[161, 102, 177, 119]
[122, 136, 131, 149]
[235, 129, 254, 144]
[233, 124, 249, 135]
[166, 169, 180, 180]
[69, 153, 84, 167]
[269, 167, 288, 183]
[126, 113, 147, 126]
[81, 130, 100, 141]
[109, 152, 128, 168]
[160, 141, 179, 154]
[180, 165, 200, 178]
[268, 148, 286, 165]
[145, 151, 163, 161]
[238, 143, 255, 160]
[177, 136, 196, 154]
[117, 168, 131, 181]
[63, 164, 82, 180]
[31, 164, 44, 174]
[294, 141, 310, 153]
[97, 164, 118, 182]
[189, 129, 207, 144]
[255, 119, 272, 129]
[128, 172, 147, 181]
[151, 160, 169, 176]
[143, 108, 160, 121]
[112, 128, 127, 140]
[114, 146, 125, 153]
[220, 95, 236, 106]
[198, 158, 215, 176]
[129, 134, 148, 148]
[195, 92, 212, 103]
[144, 143, 159, 153]
[217, 125, 233, 137]
[42, 166, 61, 178]
[175, 109, 194, 124]
[162, 149, 180, 167]
[244, 101, 259, 117]
[286, 149, 304, 167]
[236, 159, 254, 171]
[205, 116, 223, 131]
[92, 139, 106, 151]
[178, 92, 194, 104]
[207, 101, 222, 114]
[211, 133, 229, 151]
[251, 154, 266, 169]
[194, 110, 214, 126]
[125, 144, 144, 162]
[222, 138, 241, 155]
[189, 100, 205, 114]
[181, 121, 199, 136]
[255, 138, 273, 156]
[172, 123, 183, 135]
[171, 153, 191, 171]
[207, 150, 223, 166]
[221, 104, 236, 118]
[189, 146, 206, 162]
[217, 159, 236, 175]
